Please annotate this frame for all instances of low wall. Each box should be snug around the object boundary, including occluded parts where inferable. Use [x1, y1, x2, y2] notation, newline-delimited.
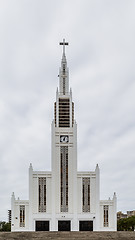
[0, 231, 135, 240]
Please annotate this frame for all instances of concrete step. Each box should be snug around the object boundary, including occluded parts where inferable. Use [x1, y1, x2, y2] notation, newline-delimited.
[0, 231, 135, 240]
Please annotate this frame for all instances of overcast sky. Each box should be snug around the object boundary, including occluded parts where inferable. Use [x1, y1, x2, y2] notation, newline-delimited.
[0, 0, 135, 221]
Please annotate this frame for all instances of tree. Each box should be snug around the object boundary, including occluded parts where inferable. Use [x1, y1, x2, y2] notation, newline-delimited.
[0, 222, 11, 232]
[117, 216, 135, 231]
[128, 216, 135, 231]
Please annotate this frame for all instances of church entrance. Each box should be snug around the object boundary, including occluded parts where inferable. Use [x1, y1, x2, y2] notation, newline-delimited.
[58, 220, 71, 231]
[79, 221, 93, 231]
[35, 221, 49, 231]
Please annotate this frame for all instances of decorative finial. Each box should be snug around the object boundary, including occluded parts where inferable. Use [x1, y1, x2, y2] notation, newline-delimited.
[29, 163, 33, 170]
[59, 39, 69, 55]
[114, 192, 116, 197]
[12, 192, 15, 199]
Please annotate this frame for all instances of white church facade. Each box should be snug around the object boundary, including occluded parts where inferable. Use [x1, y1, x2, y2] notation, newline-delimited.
[11, 40, 117, 232]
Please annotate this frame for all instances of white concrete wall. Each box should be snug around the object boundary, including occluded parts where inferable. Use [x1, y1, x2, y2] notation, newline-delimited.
[30, 171, 52, 215]
[11, 47, 117, 232]
[99, 196, 117, 231]
[51, 125, 77, 214]
[51, 115, 78, 230]
[11, 197, 29, 232]
[11, 165, 117, 232]
[90, 176, 96, 213]
[77, 172, 97, 215]
[27, 167, 52, 231]
[77, 177, 82, 213]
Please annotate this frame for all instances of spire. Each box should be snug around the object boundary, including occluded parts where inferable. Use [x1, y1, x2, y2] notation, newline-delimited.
[60, 39, 68, 65]
[59, 39, 69, 56]
[59, 39, 69, 95]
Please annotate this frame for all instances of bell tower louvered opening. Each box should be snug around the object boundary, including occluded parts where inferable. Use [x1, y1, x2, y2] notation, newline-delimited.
[59, 98, 70, 127]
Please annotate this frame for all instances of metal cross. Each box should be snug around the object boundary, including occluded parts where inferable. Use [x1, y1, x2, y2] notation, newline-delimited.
[59, 39, 69, 54]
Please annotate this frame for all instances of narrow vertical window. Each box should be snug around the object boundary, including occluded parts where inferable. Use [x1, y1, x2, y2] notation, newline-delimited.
[63, 77, 65, 95]
[54, 102, 56, 126]
[60, 146, 68, 212]
[59, 98, 70, 127]
[44, 184, 46, 206]
[104, 205, 109, 227]
[88, 184, 90, 206]
[39, 185, 41, 206]
[72, 102, 74, 126]
[83, 184, 85, 206]
[20, 205, 25, 227]
[66, 152, 68, 206]
[82, 178, 90, 212]
[38, 177, 46, 212]
[63, 64, 66, 95]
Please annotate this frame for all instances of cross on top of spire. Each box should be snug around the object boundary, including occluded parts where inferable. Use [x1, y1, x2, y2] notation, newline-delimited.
[59, 39, 69, 55]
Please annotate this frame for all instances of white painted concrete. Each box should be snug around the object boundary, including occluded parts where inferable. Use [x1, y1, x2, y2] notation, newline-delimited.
[11, 40, 117, 232]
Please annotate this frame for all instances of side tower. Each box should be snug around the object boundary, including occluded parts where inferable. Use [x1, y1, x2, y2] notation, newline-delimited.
[51, 39, 77, 231]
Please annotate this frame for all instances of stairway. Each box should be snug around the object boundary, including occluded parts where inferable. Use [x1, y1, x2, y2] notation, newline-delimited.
[0, 231, 135, 240]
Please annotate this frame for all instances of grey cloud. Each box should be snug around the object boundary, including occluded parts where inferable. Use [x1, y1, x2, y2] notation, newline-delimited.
[0, 0, 135, 220]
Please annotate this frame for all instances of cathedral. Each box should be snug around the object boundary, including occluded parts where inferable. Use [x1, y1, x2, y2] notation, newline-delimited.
[11, 40, 117, 232]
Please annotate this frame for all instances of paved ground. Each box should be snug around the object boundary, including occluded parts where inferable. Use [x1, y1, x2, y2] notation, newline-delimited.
[0, 231, 135, 240]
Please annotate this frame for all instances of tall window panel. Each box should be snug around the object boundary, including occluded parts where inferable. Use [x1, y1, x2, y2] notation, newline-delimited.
[62, 63, 66, 95]
[59, 98, 70, 127]
[38, 177, 46, 212]
[60, 146, 68, 212]
[82, 178, 90, 212]
[104, 205, 109, 227]
[72, 102, 74, 126]
[63, 78, 65, 95]
[54, 102, 56, 126]
[20, 205, 25, 227]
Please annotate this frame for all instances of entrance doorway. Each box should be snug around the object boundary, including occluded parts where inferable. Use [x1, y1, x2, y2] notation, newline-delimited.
[58, 220, 71, 231]
[35, 221, 49, 231]
[79, 221, 93, 231]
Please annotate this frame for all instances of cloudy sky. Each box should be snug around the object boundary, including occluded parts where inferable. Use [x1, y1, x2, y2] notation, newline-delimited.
[0, 0, 135, 221]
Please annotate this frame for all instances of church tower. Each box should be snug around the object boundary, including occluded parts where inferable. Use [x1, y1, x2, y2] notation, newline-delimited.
[51, 39, 78, 230]
[11, 40, 117, 232]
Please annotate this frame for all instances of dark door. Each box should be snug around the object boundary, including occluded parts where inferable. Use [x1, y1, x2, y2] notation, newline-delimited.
[79, 221, 93, 231]
[58, 220, 71, 231]
[36, 221, 49, 231]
